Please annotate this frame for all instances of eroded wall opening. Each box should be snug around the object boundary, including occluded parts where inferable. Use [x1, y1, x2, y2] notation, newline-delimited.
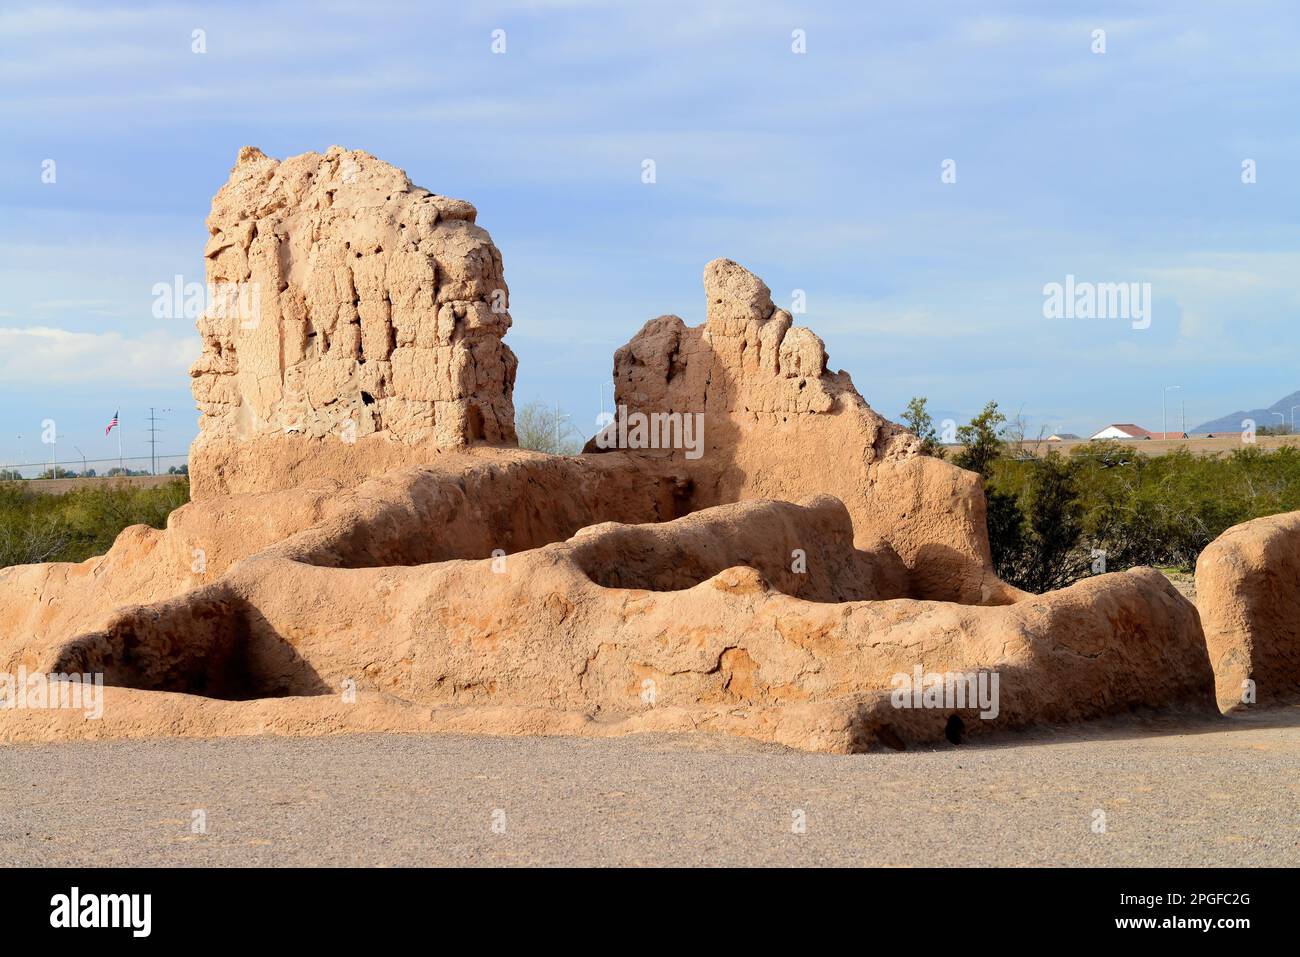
[288, 461, 696, 570]
[52, 594, 329, 701]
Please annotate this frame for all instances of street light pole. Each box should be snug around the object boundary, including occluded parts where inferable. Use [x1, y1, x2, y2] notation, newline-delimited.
[1163, 385, 1181, 439]
[552, 402, 569, 454]
[599, 380, 617, 438]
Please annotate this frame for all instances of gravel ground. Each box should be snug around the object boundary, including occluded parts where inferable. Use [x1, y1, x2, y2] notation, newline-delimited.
[3, 707, 1298, 867]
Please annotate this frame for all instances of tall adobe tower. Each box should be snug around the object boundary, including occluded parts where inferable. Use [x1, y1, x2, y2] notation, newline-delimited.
[189, 146, 516, 496]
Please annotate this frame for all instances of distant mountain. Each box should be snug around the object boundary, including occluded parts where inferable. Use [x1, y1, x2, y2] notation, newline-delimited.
[1192, 390, 1300, 434]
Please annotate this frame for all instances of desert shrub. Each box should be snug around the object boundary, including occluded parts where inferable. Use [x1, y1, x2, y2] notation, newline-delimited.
[0, 479, 189, 570]
[952, 401, 1005, 479]
[984, 486, 1025, 580]
[514, 400, 581, 455]
[901, 396, 946, 458]
[932, 401, 1300, 592]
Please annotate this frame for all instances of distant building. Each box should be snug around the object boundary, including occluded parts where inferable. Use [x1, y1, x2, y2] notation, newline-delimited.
[1090, 424, 1153, 440]
[1089, 424, 1187, 440]
[1046, 433, 1080, 441]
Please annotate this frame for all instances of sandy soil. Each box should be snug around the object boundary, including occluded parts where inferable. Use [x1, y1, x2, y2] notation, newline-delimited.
[1006, 434, 1300, 458]
[2, 706, 1297, 867]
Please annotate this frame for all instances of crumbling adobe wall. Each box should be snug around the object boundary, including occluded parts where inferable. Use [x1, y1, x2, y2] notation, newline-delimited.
[190, 146, 517, 498]
[186, 150, 1002, 610]
[0, 146, 1235, 754]
[1196, 511, 1300, 709]
[588, 259, 1013, 605]
[19, 498, 1216, 753]
[0, 448, 691, 678]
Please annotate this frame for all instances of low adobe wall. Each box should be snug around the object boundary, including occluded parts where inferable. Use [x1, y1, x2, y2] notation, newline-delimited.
[1197, 511, 1300, 709]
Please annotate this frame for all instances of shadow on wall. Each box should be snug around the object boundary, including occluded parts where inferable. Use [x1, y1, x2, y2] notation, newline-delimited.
[272, 457, 695, 571]
[53, 587, 330, 700]
[566, 497, 910, 603]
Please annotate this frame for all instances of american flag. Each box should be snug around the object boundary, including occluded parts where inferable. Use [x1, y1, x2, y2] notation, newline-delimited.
[105, 411, 119, 436]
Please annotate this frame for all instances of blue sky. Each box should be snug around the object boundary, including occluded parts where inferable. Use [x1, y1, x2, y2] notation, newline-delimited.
[2, 1, 1299, 468]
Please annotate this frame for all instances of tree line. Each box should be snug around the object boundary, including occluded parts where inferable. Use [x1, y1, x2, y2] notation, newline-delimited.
[903, 397, 1300, 592]
[0, 480, 189, 570]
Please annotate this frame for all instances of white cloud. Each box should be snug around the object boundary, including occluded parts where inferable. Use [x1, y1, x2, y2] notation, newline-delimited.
[0, 326, 199, 387]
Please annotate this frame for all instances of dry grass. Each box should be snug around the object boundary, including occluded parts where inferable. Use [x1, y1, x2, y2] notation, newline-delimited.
[946, 434, 1300, 459]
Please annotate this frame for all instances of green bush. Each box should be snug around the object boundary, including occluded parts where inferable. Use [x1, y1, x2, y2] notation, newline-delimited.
[911, 396, 1300, 592]
[987, 441, 1300, 589]
[901, 397, 946, 458]
[0, 479, 189, 569]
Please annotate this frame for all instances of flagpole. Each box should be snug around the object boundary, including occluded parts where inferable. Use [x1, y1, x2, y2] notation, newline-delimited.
[118, 411, 123, 473]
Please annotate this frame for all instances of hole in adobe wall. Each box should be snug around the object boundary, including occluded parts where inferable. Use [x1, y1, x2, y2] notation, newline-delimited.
[361, 391, 375, 406]
[945, 714, 965, 744]
[52, 597, 330, 701]
[466, 405, 485, 441]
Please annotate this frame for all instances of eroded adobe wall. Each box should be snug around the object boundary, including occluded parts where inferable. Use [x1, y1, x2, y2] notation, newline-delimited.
[189, 146, 517, 498]
[0, 448, 691, 677]
[1196, 511, 1300, 708]
[589, 258, 1012, 605]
